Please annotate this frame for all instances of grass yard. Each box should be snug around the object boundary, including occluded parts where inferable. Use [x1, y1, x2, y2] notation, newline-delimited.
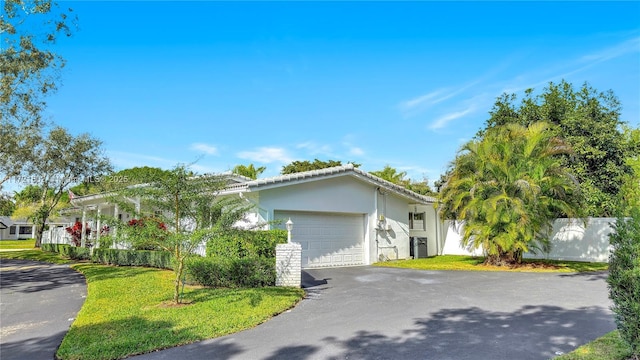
[0, 249, 72, 264]
[374, 255, 608, 273]
[0, 239, 36, 250]
[0, 249, 305, 360]
[556, 331, 633, 360]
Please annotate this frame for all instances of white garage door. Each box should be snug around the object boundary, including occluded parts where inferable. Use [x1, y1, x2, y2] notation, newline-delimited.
[274, 211, 365, 268]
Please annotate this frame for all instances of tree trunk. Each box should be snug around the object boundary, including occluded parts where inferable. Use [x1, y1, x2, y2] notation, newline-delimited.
[173, 245, 183, 304]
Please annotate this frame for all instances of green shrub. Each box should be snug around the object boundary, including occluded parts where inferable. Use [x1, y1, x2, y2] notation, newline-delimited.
[187, 257, 276, 288]
[206, 229, 287, 259]
[41, 243, 90, 260]
[607, 208, 640, 358]
[92, 248, 173, 269]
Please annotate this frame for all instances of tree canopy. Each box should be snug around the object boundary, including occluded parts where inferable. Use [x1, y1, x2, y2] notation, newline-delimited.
[481, 80, 632, 216]
[280, 159, 361, 175]
[1, 0, 76, 190]
[69, 166, 173, 196]
[370, 165, 435, 196]
[14, 127, 111, 246]
[439, 122, 584, 265]
[232, 164, 266, 180]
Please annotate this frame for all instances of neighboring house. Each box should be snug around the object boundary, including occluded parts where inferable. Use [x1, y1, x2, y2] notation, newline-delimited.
[67, 165, 443, 268]
[0, 216, 70, 240]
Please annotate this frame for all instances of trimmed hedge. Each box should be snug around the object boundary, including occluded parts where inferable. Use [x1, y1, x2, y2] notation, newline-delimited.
[92, 248, 173, 269]
[206, 229, 287, 259]
[187, 257, 276, 288]
[42, 243, 90, 260]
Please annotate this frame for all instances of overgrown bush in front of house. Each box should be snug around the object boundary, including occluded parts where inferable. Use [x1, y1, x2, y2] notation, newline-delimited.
[91, 248, 173, 269]
[607, 207, 640, 358]
[187, 256, 276, 288]
[206, 229, 287, 259]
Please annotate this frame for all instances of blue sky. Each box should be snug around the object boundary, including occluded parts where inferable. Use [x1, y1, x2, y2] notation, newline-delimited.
[42, 1, 640, 185]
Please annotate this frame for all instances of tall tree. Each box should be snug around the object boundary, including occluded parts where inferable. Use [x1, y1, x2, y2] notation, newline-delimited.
[1, 0, 76, 189]
[370, 165, 410, 186]
[481, 80, 631, 216]
[232, 164, 266, 180]
[281, 159, 361, 175]
[0, 194, 16, 216]
[370, 165, 435, 196]
[69, 166, 172, 196]
[16, 127, 111, 247]
[439, 122, 584, 265]
[619, 126, 640, 214]
[113, 164, 249, 304]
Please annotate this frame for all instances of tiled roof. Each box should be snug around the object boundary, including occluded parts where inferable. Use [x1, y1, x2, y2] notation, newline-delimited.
[222, 164, 437, 204]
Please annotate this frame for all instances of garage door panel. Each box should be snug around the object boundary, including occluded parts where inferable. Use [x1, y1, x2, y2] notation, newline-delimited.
[274, 211, 365, 268]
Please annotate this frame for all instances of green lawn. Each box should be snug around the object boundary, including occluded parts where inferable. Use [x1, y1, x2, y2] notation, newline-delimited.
[0, 239, 36, 250]
[374, 255, 608, 273]
[556, 331, 633, 360]
[0, 249, 305, 360]
[0, 249, 72, 264]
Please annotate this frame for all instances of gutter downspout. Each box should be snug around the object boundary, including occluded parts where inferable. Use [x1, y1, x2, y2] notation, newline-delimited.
[374, 187, 378, 262]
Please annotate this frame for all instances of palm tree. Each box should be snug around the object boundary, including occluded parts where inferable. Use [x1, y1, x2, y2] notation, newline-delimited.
[232, 164, 266, 180]
[370, 165, 410, 187]
[439, 122, 584, 265]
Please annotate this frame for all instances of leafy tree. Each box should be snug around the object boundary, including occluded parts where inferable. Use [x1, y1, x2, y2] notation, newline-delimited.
[0, 194, 16, 216]
[370, 165, 436, 196]
[69, 166, 172, 196]
[13, 127, 111, 247]
[481, 80, 632, 216]
[232, 164, 266, 180]
[370, 165, 410, 186]
[619, 126, 640, 214]
[281, 159, 361, 175]
[439, 122, 584, 265]
[607, 207, 640, 358]
[1, 0, 76, 189]
[112, 164, 250, 304]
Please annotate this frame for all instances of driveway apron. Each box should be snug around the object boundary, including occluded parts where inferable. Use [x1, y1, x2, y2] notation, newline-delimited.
[0, 259, 87, 360]
[131, 266, 614, 360]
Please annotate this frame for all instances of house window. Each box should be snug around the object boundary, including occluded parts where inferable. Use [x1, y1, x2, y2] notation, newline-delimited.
[409, 212, 426, 231]
[9, 226, 16, 235]
[19, 226, 32, 235]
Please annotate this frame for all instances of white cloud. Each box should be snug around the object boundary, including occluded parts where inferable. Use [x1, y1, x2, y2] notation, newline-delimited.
[190, 143, 219, 155]
[296, 142, 333, 156]
[349, 147, 365, 156]
[237, 147, 293, 164]
[429, 107, 476, 130]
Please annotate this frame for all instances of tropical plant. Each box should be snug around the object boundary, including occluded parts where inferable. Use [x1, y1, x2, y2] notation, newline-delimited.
[438, 122, 584, 265]
[481, 80, 632, 216]
[607, 207, 640, 358]
[64, 221, 91, 247]
[111, 164, 250, 304]
[281, 159, 360, 174]
[232, 164, 266, 180]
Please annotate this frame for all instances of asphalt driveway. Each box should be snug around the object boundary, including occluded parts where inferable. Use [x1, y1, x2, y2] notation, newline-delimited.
[0, 259, 87, 360]
[132, 266, 614, 360]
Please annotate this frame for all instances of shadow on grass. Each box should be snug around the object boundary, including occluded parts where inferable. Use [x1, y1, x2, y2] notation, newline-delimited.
[184, 286, 303, 307]
[72, 263, 160, 282]
[58, 316, 207, 360]
[0, 259, 85, 293]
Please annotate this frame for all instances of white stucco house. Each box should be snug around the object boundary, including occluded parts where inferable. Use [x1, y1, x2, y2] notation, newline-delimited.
[62, 165, 443, 268]
[0, 216, 69, 240]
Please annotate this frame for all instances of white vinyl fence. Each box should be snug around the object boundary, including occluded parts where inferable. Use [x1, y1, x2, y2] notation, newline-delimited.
[41, 226, 208, 256]
[41, 227, 72, 245]
[442, 217, 617, 263]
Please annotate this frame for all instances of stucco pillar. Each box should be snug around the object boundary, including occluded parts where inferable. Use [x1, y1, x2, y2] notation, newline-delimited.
[276, 243, 302, 287]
